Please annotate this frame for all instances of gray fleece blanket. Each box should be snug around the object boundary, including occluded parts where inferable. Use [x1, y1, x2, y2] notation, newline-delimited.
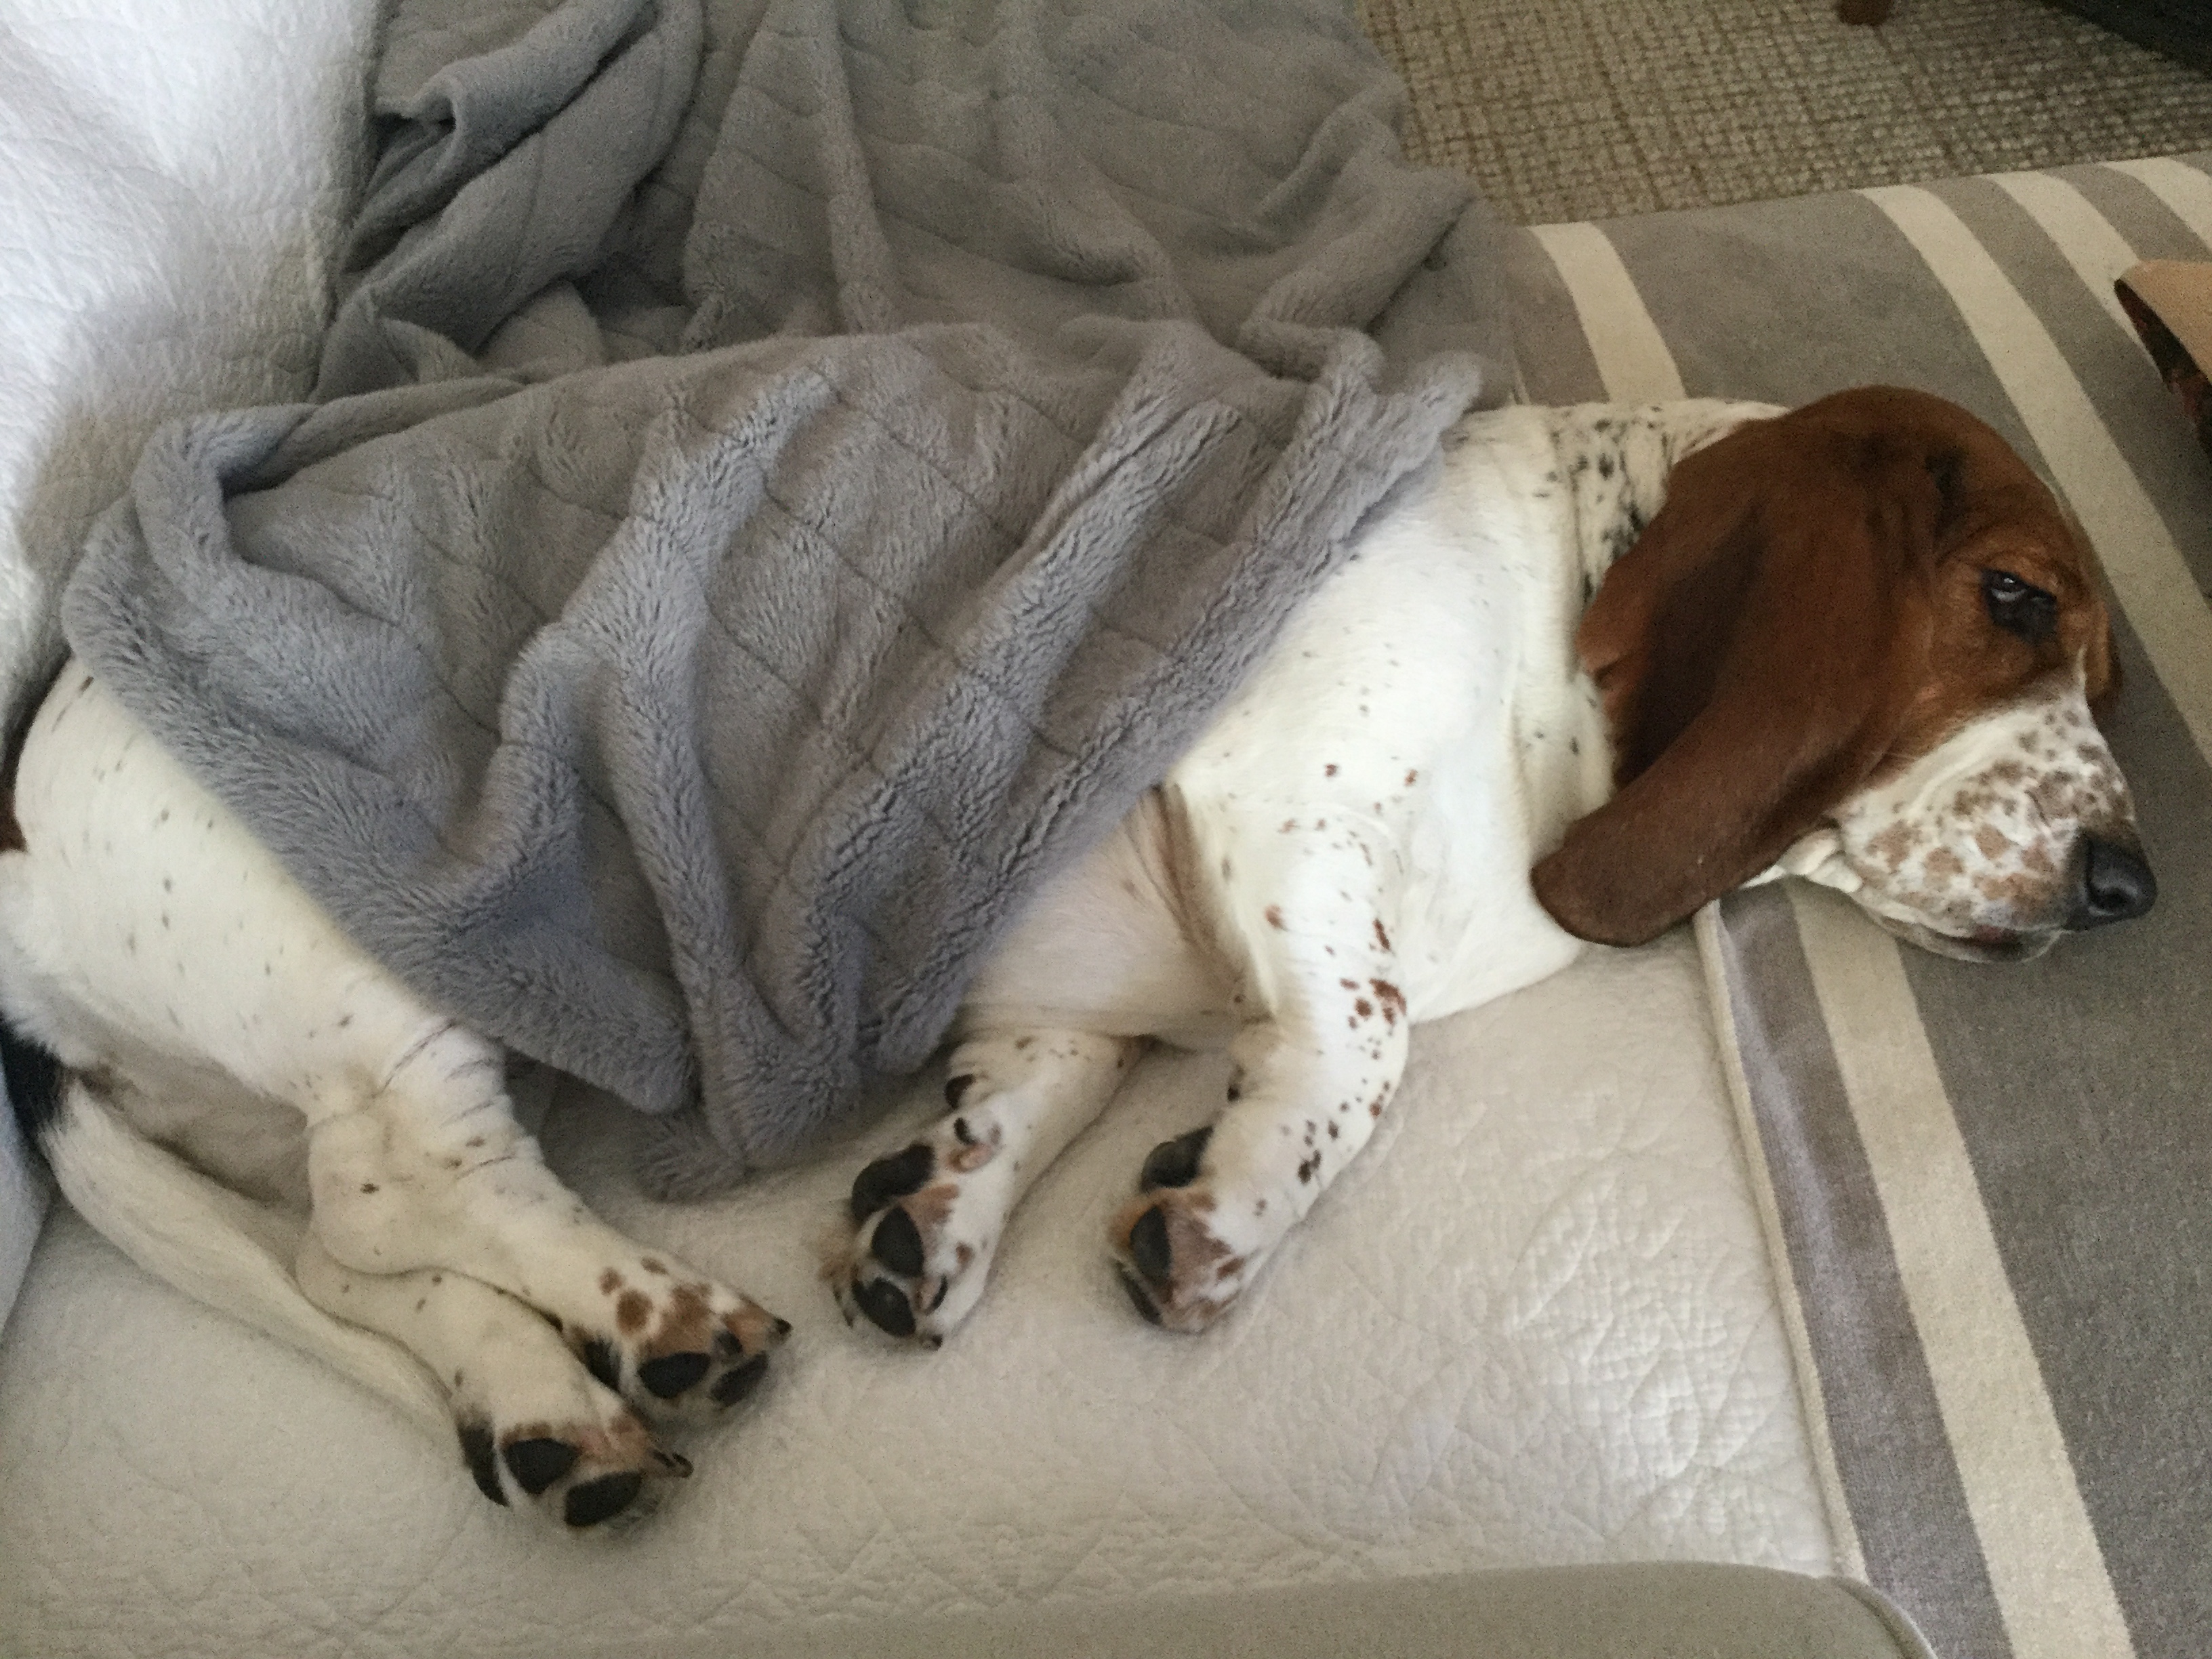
[62, 0, 1501, 1195]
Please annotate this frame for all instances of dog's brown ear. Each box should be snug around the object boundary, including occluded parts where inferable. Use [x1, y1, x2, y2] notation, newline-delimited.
[1532, 400, 1946, 945]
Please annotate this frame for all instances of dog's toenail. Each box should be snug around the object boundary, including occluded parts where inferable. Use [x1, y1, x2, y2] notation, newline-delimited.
[655, 1449, 693, 1478]
[945, 1074, 975, 1109]
[920, 1333, 943, 1351]
[771, 1315, 793, 1338]
[579, 1336, 622, 1392]
[638, 1352, 711, 1399]
[854, 1276, 916, 1338]
[564, 1471, 644, 1528]
[714, 1329, 743, 1360]
[502, 1437, 580, 1496]
[1128, 1205, 1173, 1284]
[711, 1351, 769, 1405]
[850, 1143, 935, 1223]
[457, 1420, 508, 1507]
[1115, 1265, 1164, 1325]
[1139, 1126, 1212, 1191]
[923, 1277, 949, 1313]
[872, 1207, 924, 1275]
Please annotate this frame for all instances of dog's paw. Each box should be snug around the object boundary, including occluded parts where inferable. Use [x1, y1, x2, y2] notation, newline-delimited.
[445, 1311, 692, 1531]
[564, 1262, 790, 1427]
[456, 1396, 689, 1532]
[830, 1119, 1015, 1347]
[1108, 1126, 1266, 1332]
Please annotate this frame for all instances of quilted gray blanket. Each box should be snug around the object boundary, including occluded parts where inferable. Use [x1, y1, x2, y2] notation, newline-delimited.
[62, 0, 1500, 1194]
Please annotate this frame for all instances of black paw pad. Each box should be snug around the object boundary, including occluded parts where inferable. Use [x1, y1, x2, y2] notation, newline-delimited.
[503, 1437, 581, 1496]
[457, 1420, 509, 1507]
[854, 1275, 916, 1338]
[711, 1351, 770, 1405]
[871, 1206, 925, 1275]
[564, 1471, 644, 1529]
[1127, 1205, 1173, 1286]
[850, 1143, 935, 1223]
[1115, 1265, 1163, 1325]
[638, 1351, 711, 1400]
[1139, 1126, 1212, 1192]
[579, 1335, 623, 1392]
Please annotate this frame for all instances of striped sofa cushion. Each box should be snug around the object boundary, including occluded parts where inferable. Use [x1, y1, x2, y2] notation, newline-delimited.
[1508, 157, 2212, 1659]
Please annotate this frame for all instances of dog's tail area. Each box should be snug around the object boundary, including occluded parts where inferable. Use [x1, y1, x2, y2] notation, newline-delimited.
[18, 1052, 448, 1437]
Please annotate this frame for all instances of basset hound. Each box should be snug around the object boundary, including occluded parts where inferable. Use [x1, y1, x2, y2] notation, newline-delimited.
[0, 386, 2154, 1528]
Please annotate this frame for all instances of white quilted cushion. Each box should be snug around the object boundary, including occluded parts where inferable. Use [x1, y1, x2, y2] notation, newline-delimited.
[0, 932, 1835, 1658]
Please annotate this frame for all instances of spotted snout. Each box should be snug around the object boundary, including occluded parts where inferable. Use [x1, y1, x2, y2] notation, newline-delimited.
[1820, 668, 2154, 959]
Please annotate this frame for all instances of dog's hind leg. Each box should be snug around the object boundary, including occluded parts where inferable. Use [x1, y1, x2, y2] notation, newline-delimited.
[831, 1027, 1142, 1345]
[28, 1072, 451, 1435]
[294, 1238, 690, 1528]
[302, 1016, 789, 1429]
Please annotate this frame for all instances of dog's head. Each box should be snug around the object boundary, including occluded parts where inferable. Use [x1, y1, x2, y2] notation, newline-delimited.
[1533, 385, 2152, 961]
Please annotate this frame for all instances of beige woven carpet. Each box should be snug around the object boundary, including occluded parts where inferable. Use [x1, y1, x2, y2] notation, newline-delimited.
[1359, 0, 2212, 223]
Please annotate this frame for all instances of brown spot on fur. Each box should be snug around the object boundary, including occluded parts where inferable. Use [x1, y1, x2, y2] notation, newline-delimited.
[718, 1300, 787, 1351]
[1265, 905, 1285, 929]
[903, 1182, 959, 1231]
[1405, 769, 1418, 785]
[600, 1270, 624, 1295]
[615, 1290, 652, 1334]
[2030, 774, 2084, 821]
[1373, 918, 1392, 953]
[642, 1258, 668, 1275]
[638, 1284, 722, 1360]
[1868, 822, 1918, 871]
[955, 1243, 975, 1269]
[1977, 870, 2042, 906]
[1974, 826, 2010, 860]
[1325, 763, 1338, 777]
[1354, 998, 1374, 1019]
[1925, 847, 1965, 880]
[1370, 979, 1406, 1027]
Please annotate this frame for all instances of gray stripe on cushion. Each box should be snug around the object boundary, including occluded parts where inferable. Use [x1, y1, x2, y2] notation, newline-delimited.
[2064, 163, 2212, 263]
[1501, 228, 1607, 405]
[1593, 193, 2042, 425]
[1925, 174, 2212, 595]
[1713, 884, 2011, 1659]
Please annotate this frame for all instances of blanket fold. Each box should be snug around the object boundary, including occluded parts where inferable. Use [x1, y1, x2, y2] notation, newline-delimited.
[63, 0, 1504, 1192]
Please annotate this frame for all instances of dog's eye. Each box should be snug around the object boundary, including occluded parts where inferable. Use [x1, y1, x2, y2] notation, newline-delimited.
[1982, 569, 2056, 642]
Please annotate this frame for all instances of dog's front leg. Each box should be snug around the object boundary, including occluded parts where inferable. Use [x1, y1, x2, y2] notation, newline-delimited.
[1109, 869, 1412, 1332]
[832, 1027, 1142, 1345]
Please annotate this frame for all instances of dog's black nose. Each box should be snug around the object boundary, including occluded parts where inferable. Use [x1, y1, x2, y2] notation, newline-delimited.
[2073, 834, 2156, 928]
